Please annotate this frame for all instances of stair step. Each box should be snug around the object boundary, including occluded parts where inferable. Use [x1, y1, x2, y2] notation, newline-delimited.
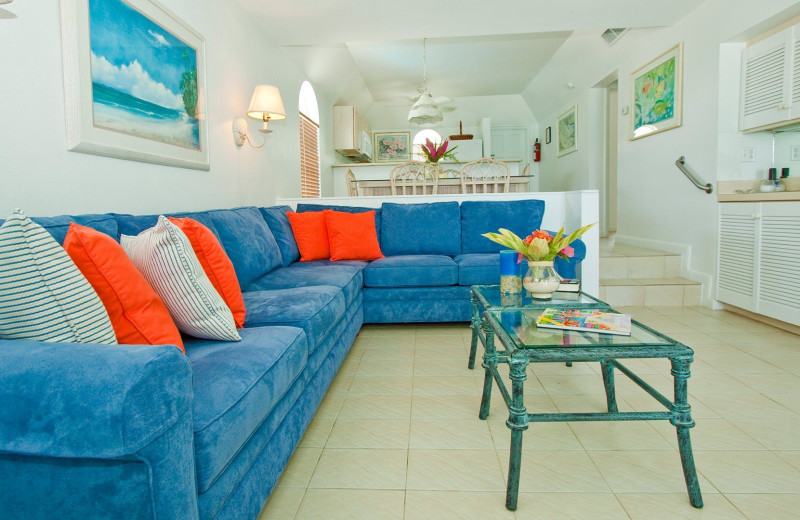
[600, 255, 682, 280]
[598, 278, 701, 307]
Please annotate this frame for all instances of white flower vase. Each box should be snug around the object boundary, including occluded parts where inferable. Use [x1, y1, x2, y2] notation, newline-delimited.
[523, 261, 560, 299]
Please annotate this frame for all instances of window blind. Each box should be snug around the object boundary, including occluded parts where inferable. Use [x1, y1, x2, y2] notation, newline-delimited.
[299, 113, 320, 198]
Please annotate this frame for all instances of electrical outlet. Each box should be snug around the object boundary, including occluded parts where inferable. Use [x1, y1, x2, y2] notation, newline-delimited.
[741, 147, 756, 162]
[791, 145, 800, 161]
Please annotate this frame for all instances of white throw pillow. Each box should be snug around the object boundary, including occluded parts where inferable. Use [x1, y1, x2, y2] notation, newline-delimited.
[0, 209, 117, 344]
[121, 216, 241, 342]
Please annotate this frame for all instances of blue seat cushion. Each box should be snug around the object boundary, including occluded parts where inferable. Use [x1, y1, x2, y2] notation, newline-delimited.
[242, 286, 345, 353]
[460, 199, 545, 253]
[454, 253, 501, 286]
[17, 214, 120, 245]
[381, 202, 460, 256]
[206, 207, 283, 290]
[247, 263, 363, 307]
[364, 255, 458, 288]
[260, 206, 300, 267]
[184, 326, 307, 493]
[296, 203, 382, 242]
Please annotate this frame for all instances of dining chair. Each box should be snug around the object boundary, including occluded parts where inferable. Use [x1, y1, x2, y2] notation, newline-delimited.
[459, 158, 511, 193]
[389, 161, 439, 195]
[345, 169, 359, 197]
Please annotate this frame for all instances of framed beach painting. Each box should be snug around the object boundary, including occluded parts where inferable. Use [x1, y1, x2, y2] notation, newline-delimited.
[556, 105, 577, 157]
[60, 0, 209, 170]
[374, 131, 411, 162]
[630, 42, 683, 140]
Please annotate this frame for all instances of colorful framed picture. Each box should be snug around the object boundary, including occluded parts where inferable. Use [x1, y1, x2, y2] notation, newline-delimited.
[630, 42, 683, 140]
[60, 0, 209, 170]
[544, 126, 552, 144]
[373, 131, 411, 162]
[556, 106, 577, 157]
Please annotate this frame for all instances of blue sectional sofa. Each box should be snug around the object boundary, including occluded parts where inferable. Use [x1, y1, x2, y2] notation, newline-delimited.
[0, 199, 584, 520]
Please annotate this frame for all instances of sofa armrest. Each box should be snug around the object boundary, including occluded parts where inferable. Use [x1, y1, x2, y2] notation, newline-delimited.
[553, 237, 586, 279]
[0, 340, 192, 459]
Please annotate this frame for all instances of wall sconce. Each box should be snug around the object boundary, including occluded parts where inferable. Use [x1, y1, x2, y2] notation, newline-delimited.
[233, 85, 286, 148]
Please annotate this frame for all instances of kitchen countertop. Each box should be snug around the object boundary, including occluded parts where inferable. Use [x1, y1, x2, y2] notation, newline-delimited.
[332, 158, 523, 167]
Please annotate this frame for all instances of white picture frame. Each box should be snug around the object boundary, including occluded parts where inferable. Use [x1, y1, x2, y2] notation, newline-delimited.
[60, 0, 209, 170]
[556, 105, 578, 157]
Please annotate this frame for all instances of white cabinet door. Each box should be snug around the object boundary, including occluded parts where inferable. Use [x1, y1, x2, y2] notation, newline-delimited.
[717, 203, 760, 311]
[740, 30, 792, 131]
[757, 202, 800, 325]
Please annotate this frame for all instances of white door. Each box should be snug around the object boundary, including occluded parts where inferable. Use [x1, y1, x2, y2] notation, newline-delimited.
[740, 30, 792, 131]
[717, 203, 760, 311]
[757, 201, 800, 325]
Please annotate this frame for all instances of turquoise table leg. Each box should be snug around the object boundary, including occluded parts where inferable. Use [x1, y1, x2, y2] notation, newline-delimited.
[671, 357, 703, 508]
[479, 319, 496, 420]
[600, 360, 618, 413]
[468, 291, 481, 370]
[505, 358, 529, 511]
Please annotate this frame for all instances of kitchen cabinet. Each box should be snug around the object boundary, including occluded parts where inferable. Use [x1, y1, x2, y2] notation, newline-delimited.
[334, 106, 372, 161]
[740, 23, 800, 131]
[717, 201, 800, 326]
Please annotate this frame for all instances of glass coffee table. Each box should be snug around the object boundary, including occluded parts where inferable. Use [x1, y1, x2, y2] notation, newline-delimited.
[475, 302, 703, 511]
[468, 285, 609, 370]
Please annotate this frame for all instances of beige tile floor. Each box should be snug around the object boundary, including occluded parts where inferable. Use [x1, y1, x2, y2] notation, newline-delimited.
[258, 306, 800, 519]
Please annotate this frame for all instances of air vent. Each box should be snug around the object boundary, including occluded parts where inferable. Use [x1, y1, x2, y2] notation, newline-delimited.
[601, 28, 630, 46]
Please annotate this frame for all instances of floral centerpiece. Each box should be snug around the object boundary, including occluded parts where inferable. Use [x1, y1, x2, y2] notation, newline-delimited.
[420, 138, 458, 163]
[482, 224, 595, 299]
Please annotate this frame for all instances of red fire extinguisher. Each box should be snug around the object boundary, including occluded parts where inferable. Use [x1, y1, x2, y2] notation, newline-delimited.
[533, 138, 541, 162]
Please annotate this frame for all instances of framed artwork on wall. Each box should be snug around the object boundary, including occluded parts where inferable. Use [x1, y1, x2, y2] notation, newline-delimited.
[60, 0, 209, 170]
[544, 126, 552, 144]
[629, 42, 683, 140]
[373, 131, 411, 162]
[556, 105, 577, 157]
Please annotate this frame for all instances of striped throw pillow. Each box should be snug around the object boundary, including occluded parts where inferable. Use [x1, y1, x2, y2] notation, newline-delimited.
[121, 216, 241, 342]
[0, 209, 117, 344]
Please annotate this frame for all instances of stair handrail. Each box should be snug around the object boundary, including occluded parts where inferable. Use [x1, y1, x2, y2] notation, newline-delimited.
[675, 156, 713, 194]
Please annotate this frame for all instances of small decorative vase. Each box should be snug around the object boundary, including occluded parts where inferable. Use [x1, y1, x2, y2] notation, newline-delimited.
[523, 261, 560, 299]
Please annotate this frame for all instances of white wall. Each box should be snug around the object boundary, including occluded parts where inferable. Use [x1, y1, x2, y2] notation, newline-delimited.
[524, 0, 800, 301]
[0, 0, 328, 217]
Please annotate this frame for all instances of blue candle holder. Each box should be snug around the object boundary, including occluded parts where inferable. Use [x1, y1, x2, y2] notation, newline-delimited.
[499, 250, 523, 294]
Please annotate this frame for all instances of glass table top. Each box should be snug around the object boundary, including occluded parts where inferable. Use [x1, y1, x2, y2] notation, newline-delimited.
[473, 285, 607, 309]
[487, 307, 677, 350]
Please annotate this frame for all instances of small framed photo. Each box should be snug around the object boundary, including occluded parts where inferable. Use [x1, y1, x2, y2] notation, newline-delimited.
[373, 131, 410, 162]
[630, 42, 683, 140]
[544, 126, 552, 144]
[556, 105, 577, 157]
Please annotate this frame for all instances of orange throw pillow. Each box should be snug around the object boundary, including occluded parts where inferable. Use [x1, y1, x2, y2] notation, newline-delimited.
[168, 217, 246, 328]
[324, 210, 384, 261]
[286, 211, 330, 262]
[63, 224, 184, 352]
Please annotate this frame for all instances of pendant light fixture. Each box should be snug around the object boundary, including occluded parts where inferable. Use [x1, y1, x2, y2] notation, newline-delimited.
[408, 38, 443, 126]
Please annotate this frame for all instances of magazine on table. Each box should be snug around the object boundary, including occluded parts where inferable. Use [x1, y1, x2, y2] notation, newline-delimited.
[535, 308, 632, 336]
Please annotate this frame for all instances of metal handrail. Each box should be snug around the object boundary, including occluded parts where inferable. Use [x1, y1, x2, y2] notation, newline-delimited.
[675, 156, 713, 194]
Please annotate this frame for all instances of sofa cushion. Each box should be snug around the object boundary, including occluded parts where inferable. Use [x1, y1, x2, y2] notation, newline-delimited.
[260, 206, 300, 266]
[247, 263, 363, 307]
[454, 253, 501, 286]
[364, 255, 458, 288]
[460, 199, 545, 254]
[206, 207, 282, 290]
[287, 211, 330, 262]
[18, 213, 119, 245]
[297, 203, 381, 242]
[324, 210, 383, 261]
[114, 211, 221, 241]
[184, 326, 307, 493]
[242, 286, 345, 353]
[380, 202, 460, 256]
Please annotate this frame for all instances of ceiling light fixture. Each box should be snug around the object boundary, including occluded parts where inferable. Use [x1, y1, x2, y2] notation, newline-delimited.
[408, 38, 443, 127]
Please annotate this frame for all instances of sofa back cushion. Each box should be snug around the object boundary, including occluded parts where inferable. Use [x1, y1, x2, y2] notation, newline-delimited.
[4, 213, 120, 245]
[115, 211, 221, 241]
[260, 205, 300, 266]
[206, 207, 282, 290]
[297, 203, 381, 242]
[460, 199, 546, 254]
[381, 201, 461, 256]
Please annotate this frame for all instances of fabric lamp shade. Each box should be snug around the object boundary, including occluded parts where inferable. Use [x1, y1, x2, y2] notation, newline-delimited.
[247, 85, 286, 121]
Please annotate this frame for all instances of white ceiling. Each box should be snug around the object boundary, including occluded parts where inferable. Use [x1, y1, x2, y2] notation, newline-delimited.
[238, 0, 706, 103]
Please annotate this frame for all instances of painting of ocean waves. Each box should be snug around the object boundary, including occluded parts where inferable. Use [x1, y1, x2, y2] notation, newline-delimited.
[89, 0, 200, 150]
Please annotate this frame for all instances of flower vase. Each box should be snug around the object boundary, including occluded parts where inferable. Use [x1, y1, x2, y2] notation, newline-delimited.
[523, 261, 560, 299]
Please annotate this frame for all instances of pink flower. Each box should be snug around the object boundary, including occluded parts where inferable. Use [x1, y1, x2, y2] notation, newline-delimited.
[559, 246, 574, 258]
